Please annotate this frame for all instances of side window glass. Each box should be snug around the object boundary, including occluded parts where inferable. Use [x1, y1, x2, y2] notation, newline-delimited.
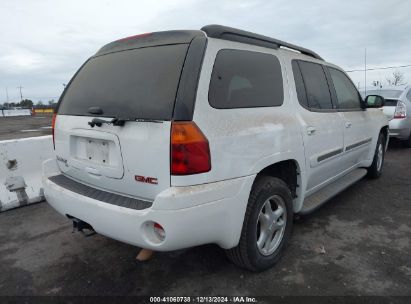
[292, 61, 308, 108]
[297, 61, 333, 110]
[329, 67, 361, 109]
[227, 76, 252, 101]
[209, 49, 284, 109]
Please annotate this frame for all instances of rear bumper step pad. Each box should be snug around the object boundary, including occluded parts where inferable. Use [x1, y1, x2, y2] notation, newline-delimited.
[48, 174, 152, 210]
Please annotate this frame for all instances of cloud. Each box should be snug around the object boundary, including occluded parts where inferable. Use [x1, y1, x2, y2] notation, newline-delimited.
[0, 0, 410, 103]
[0, 49, 45, 73]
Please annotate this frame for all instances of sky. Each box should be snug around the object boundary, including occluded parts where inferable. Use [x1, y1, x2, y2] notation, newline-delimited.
[1, 0, 410, 104]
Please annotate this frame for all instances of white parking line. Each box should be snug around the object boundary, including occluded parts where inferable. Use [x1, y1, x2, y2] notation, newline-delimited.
[20, 126, 51, 132]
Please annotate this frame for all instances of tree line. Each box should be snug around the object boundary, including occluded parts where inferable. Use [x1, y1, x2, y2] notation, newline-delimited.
[1, 99, 57, 109]
[371, 71, 407, 89]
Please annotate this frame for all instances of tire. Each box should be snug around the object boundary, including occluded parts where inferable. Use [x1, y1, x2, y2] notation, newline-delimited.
[225, 176, 293, 272]
[367, 132, 386, 179]
[402, 132, 411, 148]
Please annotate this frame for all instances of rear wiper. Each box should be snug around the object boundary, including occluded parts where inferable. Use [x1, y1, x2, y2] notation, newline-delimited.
[88, 118, 115, 128]
[88, 117, 162, 128]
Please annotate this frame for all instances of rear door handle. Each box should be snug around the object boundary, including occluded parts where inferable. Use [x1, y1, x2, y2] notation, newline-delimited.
[345, 121, 352, 128]
[307, 126, 316, 135]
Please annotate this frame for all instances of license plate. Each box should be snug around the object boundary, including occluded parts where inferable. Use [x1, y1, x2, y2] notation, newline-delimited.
[85, 138, 110, 165]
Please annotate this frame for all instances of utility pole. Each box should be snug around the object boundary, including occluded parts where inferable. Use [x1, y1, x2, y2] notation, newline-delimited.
[17, 85, 23, 101]
[5, 87, 9, 103]
[364, 48, 367, 96]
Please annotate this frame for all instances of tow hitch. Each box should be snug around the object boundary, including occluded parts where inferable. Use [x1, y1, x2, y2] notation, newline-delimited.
[72, 218, 96, 237]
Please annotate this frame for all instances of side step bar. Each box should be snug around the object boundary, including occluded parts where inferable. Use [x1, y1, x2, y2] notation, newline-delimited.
[299, 168, 367, 215]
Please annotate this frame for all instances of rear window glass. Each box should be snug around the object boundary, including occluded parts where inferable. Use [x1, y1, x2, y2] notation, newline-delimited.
[58, 44, 189, 120]
[292, 61, 308, 108]
[297, 61, 333, 110]
[365, 90, 403, 99]
[384, 99, 398, 107]
[209, 49, 284, 109]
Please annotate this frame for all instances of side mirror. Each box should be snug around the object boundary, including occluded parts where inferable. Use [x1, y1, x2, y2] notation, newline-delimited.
[365, 95, 385, 108]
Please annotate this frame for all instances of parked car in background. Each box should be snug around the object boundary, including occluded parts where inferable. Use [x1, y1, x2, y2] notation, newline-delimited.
[363, 86, 411, 147]
[43, 25, 389, 271]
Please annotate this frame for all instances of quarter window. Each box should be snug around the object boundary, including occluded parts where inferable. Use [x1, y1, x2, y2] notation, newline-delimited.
[209, 49, 284, 109]
[329, 68, 362, 110]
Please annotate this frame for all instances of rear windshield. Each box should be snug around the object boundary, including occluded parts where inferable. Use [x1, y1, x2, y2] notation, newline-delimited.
[365, 90, 403, 99]
[384, 99, 398, 107]
[58, 44, 189, 120]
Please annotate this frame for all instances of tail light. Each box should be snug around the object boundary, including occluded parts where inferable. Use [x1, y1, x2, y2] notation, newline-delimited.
[51, 113, 57, 149]
[171, 121, 211, 175]
[394, 101, 407, 119]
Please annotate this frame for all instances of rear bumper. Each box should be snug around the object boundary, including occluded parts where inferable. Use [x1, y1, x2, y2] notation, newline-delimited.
[389, 118, 411, 140]
[42, 159, 254, 251]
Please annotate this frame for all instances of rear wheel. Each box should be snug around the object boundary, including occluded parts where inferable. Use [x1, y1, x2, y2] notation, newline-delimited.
[225, 176, 293, 271]
[402, 132, 411, 148]
[367, 133, 385, 178]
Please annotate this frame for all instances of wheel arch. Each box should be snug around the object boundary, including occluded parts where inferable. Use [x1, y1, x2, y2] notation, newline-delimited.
[252, 159, 303, 212]
[380, 125, 389, 150]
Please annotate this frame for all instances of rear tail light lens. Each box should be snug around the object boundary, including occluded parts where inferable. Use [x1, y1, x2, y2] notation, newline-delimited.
[171, 121, 211, 175]
[51, 113, 57, 149]
[394, 101, 407, 119]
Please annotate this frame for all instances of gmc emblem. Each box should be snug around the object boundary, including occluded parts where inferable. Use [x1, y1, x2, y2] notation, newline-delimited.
[135, 175, 158, 185]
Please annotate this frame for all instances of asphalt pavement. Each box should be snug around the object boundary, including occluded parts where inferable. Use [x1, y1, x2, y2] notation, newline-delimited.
[0, 116, 52, 140]
[0, 141, 410, 297]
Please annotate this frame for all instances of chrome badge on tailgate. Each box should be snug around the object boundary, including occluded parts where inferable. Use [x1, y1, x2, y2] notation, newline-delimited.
[56, 155, 68, 167]
[135, 175, 158, 185]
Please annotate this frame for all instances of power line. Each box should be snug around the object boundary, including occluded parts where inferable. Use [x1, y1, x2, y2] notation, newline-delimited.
[364, 48, 367, 96]
[26, 96, 60, 99]
[346, 64, 411, 73]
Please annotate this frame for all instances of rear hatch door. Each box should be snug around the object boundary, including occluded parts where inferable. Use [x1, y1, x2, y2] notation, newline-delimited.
[55, 42, 191, 201]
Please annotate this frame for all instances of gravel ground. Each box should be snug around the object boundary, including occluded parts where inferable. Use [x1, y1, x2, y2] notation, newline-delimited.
[0, 115, 52, 140]
[0, 142, 410, 297]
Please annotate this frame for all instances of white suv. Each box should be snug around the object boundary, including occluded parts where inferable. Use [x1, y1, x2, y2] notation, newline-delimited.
[43, 25, 389, 271]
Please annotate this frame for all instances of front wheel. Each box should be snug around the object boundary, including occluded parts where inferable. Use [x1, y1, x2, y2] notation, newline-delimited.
[367, 133, 386, 178]
[225, 176, 293, 271]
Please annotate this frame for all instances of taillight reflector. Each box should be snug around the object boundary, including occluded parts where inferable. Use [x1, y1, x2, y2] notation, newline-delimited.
[171, 121, 211, 175]
[153, 222, 166, 242]
[51, 113, 57, 149]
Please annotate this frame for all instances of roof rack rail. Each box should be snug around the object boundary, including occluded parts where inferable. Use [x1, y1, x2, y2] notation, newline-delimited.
[201, 24, 323, 61]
